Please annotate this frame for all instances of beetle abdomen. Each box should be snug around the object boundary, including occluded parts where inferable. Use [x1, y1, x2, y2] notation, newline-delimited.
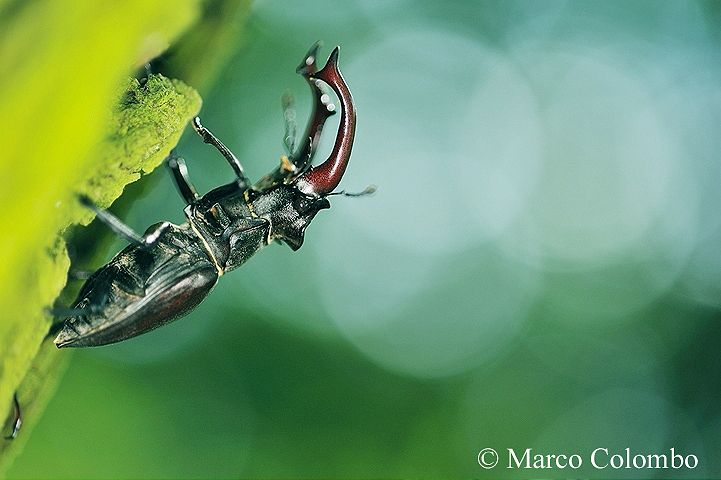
[55, 224, 219, 348]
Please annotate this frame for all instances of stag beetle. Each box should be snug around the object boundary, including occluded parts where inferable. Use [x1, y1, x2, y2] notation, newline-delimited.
[4, 43, 367, 439]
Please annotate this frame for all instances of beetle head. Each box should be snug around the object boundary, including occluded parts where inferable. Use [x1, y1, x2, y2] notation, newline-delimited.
[282, 190, 331, 250]
[250, 185, 330, 250]
[249, 44, 359, 250]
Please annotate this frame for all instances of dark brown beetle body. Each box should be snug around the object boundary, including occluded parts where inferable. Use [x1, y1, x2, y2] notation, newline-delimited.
[53, 43, 357, 348]
[55, 224, 219, 347]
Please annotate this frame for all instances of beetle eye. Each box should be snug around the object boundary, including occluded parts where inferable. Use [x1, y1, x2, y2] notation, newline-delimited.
[293, 197, 310, 213]
[293, 196, 330, 216]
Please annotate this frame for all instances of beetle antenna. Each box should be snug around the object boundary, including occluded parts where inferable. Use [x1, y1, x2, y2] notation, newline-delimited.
[282, 91, 297, 154]
[327, 185, 377, 197]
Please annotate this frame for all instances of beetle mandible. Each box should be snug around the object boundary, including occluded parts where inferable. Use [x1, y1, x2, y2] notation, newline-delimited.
[53, 42, 361, 348]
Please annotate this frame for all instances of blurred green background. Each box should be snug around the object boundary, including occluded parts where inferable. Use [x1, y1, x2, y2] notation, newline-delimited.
[7, 0, 721, 478]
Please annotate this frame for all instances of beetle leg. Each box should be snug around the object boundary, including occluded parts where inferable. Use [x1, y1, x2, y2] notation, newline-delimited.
[141, 222, 172, 246]
[68, 268, 93, 280]
[4, 393, 22, 440]
[78, 196, 170, 248]
[167, 155, 199, 205]
[192, 117, 250, 189]
[47, 304, 101, 319]
[78, 195, 144, 245]
[291, 41, 337, 170]
[46, 299, 106, 340]
[138, 62, 152, 86]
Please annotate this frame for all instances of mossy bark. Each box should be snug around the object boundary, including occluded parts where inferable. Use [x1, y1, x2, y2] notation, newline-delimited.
[0, 0, 205, 472]
[0, 72, 202, 472]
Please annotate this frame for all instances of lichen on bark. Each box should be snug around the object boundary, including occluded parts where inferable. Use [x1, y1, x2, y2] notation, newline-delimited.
[0, 47, 201, 480]
[0, 72, 201, 474]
